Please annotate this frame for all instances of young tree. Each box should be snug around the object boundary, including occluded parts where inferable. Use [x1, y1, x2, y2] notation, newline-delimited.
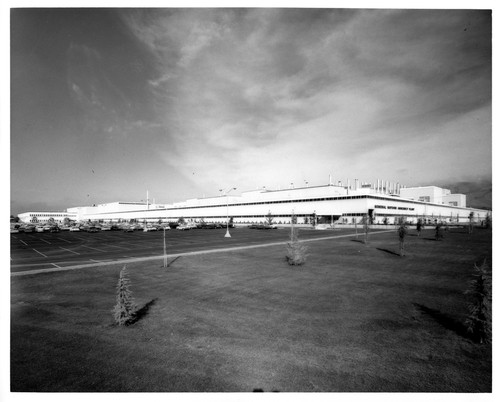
[416, 218, 423, 236]
[465, 260, 492, 344]
[266, 211, 274, 226]
[435, 222, 443, 241]
[468, 212, 474, 234]
[178, 217, 185, 225]
[398, 221, 407, 256]
[286, 212, 307, 265]
[484, 212, 491, 229]
[113, 266, 136, 326]
[361, 214, 370, 244]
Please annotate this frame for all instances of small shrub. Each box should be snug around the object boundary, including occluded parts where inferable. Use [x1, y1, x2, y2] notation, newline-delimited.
[113, 266, 136, 326]
[464, 259, 492, 344]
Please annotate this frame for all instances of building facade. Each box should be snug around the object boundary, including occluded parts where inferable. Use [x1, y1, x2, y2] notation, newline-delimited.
[28, 182, 489, 226]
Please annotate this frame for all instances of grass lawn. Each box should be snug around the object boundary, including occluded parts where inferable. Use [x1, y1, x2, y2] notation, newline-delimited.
[11, 227, 492, 392]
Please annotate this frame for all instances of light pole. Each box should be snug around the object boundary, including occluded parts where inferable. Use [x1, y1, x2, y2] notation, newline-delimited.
[219, 187, 237, 238]
[163, 225, 167, 268]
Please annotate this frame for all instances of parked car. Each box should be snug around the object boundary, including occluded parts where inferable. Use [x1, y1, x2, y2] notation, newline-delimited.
[50, 226, 61, 233]
[249, 223, 277, 229]
[123, 226, 134, 232]
[23, 225, 36, 233]
[35, 226, 45, 233]
[69, 226, 80, 232]
[10, 228, 19, 234]
[176, 225, 190, 230]
[87, 226, 100, 233]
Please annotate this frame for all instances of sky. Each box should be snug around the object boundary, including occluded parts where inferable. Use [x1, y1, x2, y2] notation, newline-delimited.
[8, 7, 492, 215]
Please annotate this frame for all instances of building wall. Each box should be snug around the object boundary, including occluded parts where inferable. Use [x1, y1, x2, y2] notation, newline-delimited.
[399, 186, 457, 205]
[443, 194, 466, 207]
[77, 191, 489, 225]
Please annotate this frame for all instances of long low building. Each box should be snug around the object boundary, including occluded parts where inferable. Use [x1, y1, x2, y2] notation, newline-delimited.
[23, 180, 488, 226]
[17, 211, 77, 224]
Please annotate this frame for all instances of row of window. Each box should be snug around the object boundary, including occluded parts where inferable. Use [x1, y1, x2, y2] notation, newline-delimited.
[29, 213, 68, 217]
[106, 214, 318, 222]
[167, 195, 370, 211]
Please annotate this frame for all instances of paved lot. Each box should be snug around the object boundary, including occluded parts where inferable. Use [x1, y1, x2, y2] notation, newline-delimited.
[11, 227, 364, 274]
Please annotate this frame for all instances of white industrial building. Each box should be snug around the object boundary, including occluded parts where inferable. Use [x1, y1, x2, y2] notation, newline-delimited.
[20, 179, 489, 226]
[17, 211, 77, 224]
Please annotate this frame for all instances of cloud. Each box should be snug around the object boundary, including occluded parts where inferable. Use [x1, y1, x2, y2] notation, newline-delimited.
[120, 9, 491, 194]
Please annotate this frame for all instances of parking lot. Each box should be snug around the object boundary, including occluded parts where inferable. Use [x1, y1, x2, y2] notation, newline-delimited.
[10, 226, 355, 274]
